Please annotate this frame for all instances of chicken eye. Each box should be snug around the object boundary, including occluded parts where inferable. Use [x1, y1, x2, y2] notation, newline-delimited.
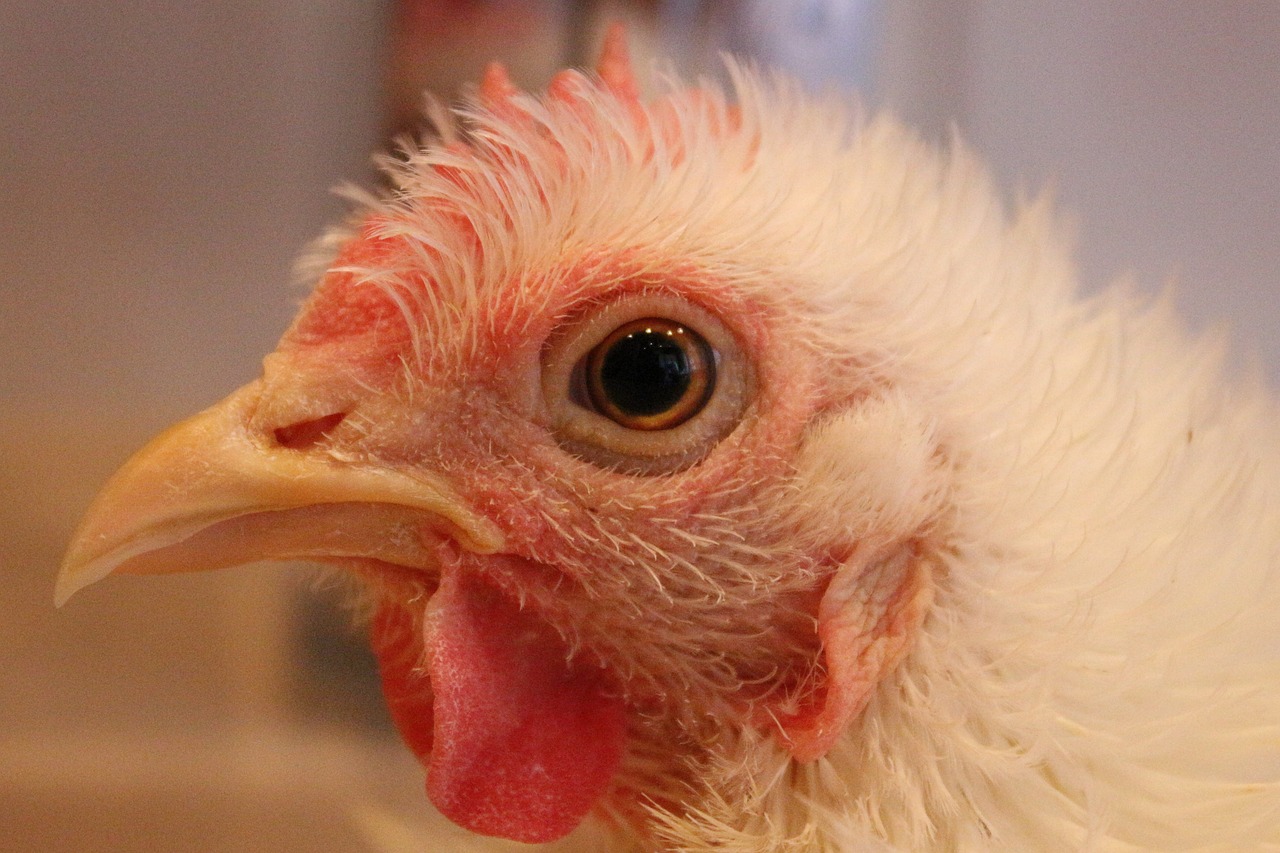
[583, 319, 715, 431]
[542, 294, 752, 475]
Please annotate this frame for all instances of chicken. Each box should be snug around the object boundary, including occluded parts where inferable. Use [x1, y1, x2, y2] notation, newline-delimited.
[59, 27, 1280, 852]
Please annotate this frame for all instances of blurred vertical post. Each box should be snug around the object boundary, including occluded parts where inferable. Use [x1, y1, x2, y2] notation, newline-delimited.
[385, 0, 573, 137]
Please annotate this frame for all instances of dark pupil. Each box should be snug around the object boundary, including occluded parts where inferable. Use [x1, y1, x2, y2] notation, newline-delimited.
[600, 331, 692, 416]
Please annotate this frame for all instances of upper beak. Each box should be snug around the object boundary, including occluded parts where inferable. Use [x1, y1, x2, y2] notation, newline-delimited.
[57, 383, 503, 606]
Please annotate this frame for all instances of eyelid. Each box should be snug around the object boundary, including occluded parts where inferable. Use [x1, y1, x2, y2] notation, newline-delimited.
[541, 293, 753, 475]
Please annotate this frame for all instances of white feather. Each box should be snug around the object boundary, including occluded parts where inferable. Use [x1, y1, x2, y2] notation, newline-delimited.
[340, 60, 1279, 851]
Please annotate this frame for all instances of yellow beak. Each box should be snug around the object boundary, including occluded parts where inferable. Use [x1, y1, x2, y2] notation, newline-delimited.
[57, 383, 503, 606]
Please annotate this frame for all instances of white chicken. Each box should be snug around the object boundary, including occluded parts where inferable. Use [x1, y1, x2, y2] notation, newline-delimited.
[60, 27, 1280, 852]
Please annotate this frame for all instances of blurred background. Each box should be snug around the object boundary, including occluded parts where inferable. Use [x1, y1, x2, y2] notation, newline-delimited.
[3, 1, 1278, 850]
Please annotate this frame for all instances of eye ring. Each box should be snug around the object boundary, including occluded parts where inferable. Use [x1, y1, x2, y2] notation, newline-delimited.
[542, 293, 752, 475]
[581, 318, 716, 431]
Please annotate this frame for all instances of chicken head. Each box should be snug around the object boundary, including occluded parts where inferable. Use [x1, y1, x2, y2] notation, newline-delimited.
[60, 26, 1280, 852]
[59, 29, 941, 846]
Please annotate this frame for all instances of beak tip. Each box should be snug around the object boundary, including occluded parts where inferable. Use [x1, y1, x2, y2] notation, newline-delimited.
[54, 553, 115, 607]
[53, 574, 80, 608]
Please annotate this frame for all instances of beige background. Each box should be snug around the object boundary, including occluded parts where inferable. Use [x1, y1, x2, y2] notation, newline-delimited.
[2, 2, 1277, 850]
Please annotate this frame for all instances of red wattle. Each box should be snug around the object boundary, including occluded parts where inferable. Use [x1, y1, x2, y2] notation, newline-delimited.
[371, 568, 627, 844]
[371, 600, 436, 760]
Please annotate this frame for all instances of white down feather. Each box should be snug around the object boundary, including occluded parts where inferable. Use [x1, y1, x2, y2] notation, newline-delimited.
[324, 59, 1280, 852]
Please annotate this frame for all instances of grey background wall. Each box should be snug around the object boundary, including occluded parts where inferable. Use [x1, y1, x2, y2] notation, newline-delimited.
[2, 2, 1276, 849]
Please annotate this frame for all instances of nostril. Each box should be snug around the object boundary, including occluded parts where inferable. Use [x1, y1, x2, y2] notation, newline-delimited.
[273, 412, 347, 450]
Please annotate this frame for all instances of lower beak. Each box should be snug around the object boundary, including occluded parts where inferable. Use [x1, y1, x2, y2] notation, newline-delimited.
[57, 384, 503, 605]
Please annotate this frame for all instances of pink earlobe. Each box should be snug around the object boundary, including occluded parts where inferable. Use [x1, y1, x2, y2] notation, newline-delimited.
[773, 547, 932, 762]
